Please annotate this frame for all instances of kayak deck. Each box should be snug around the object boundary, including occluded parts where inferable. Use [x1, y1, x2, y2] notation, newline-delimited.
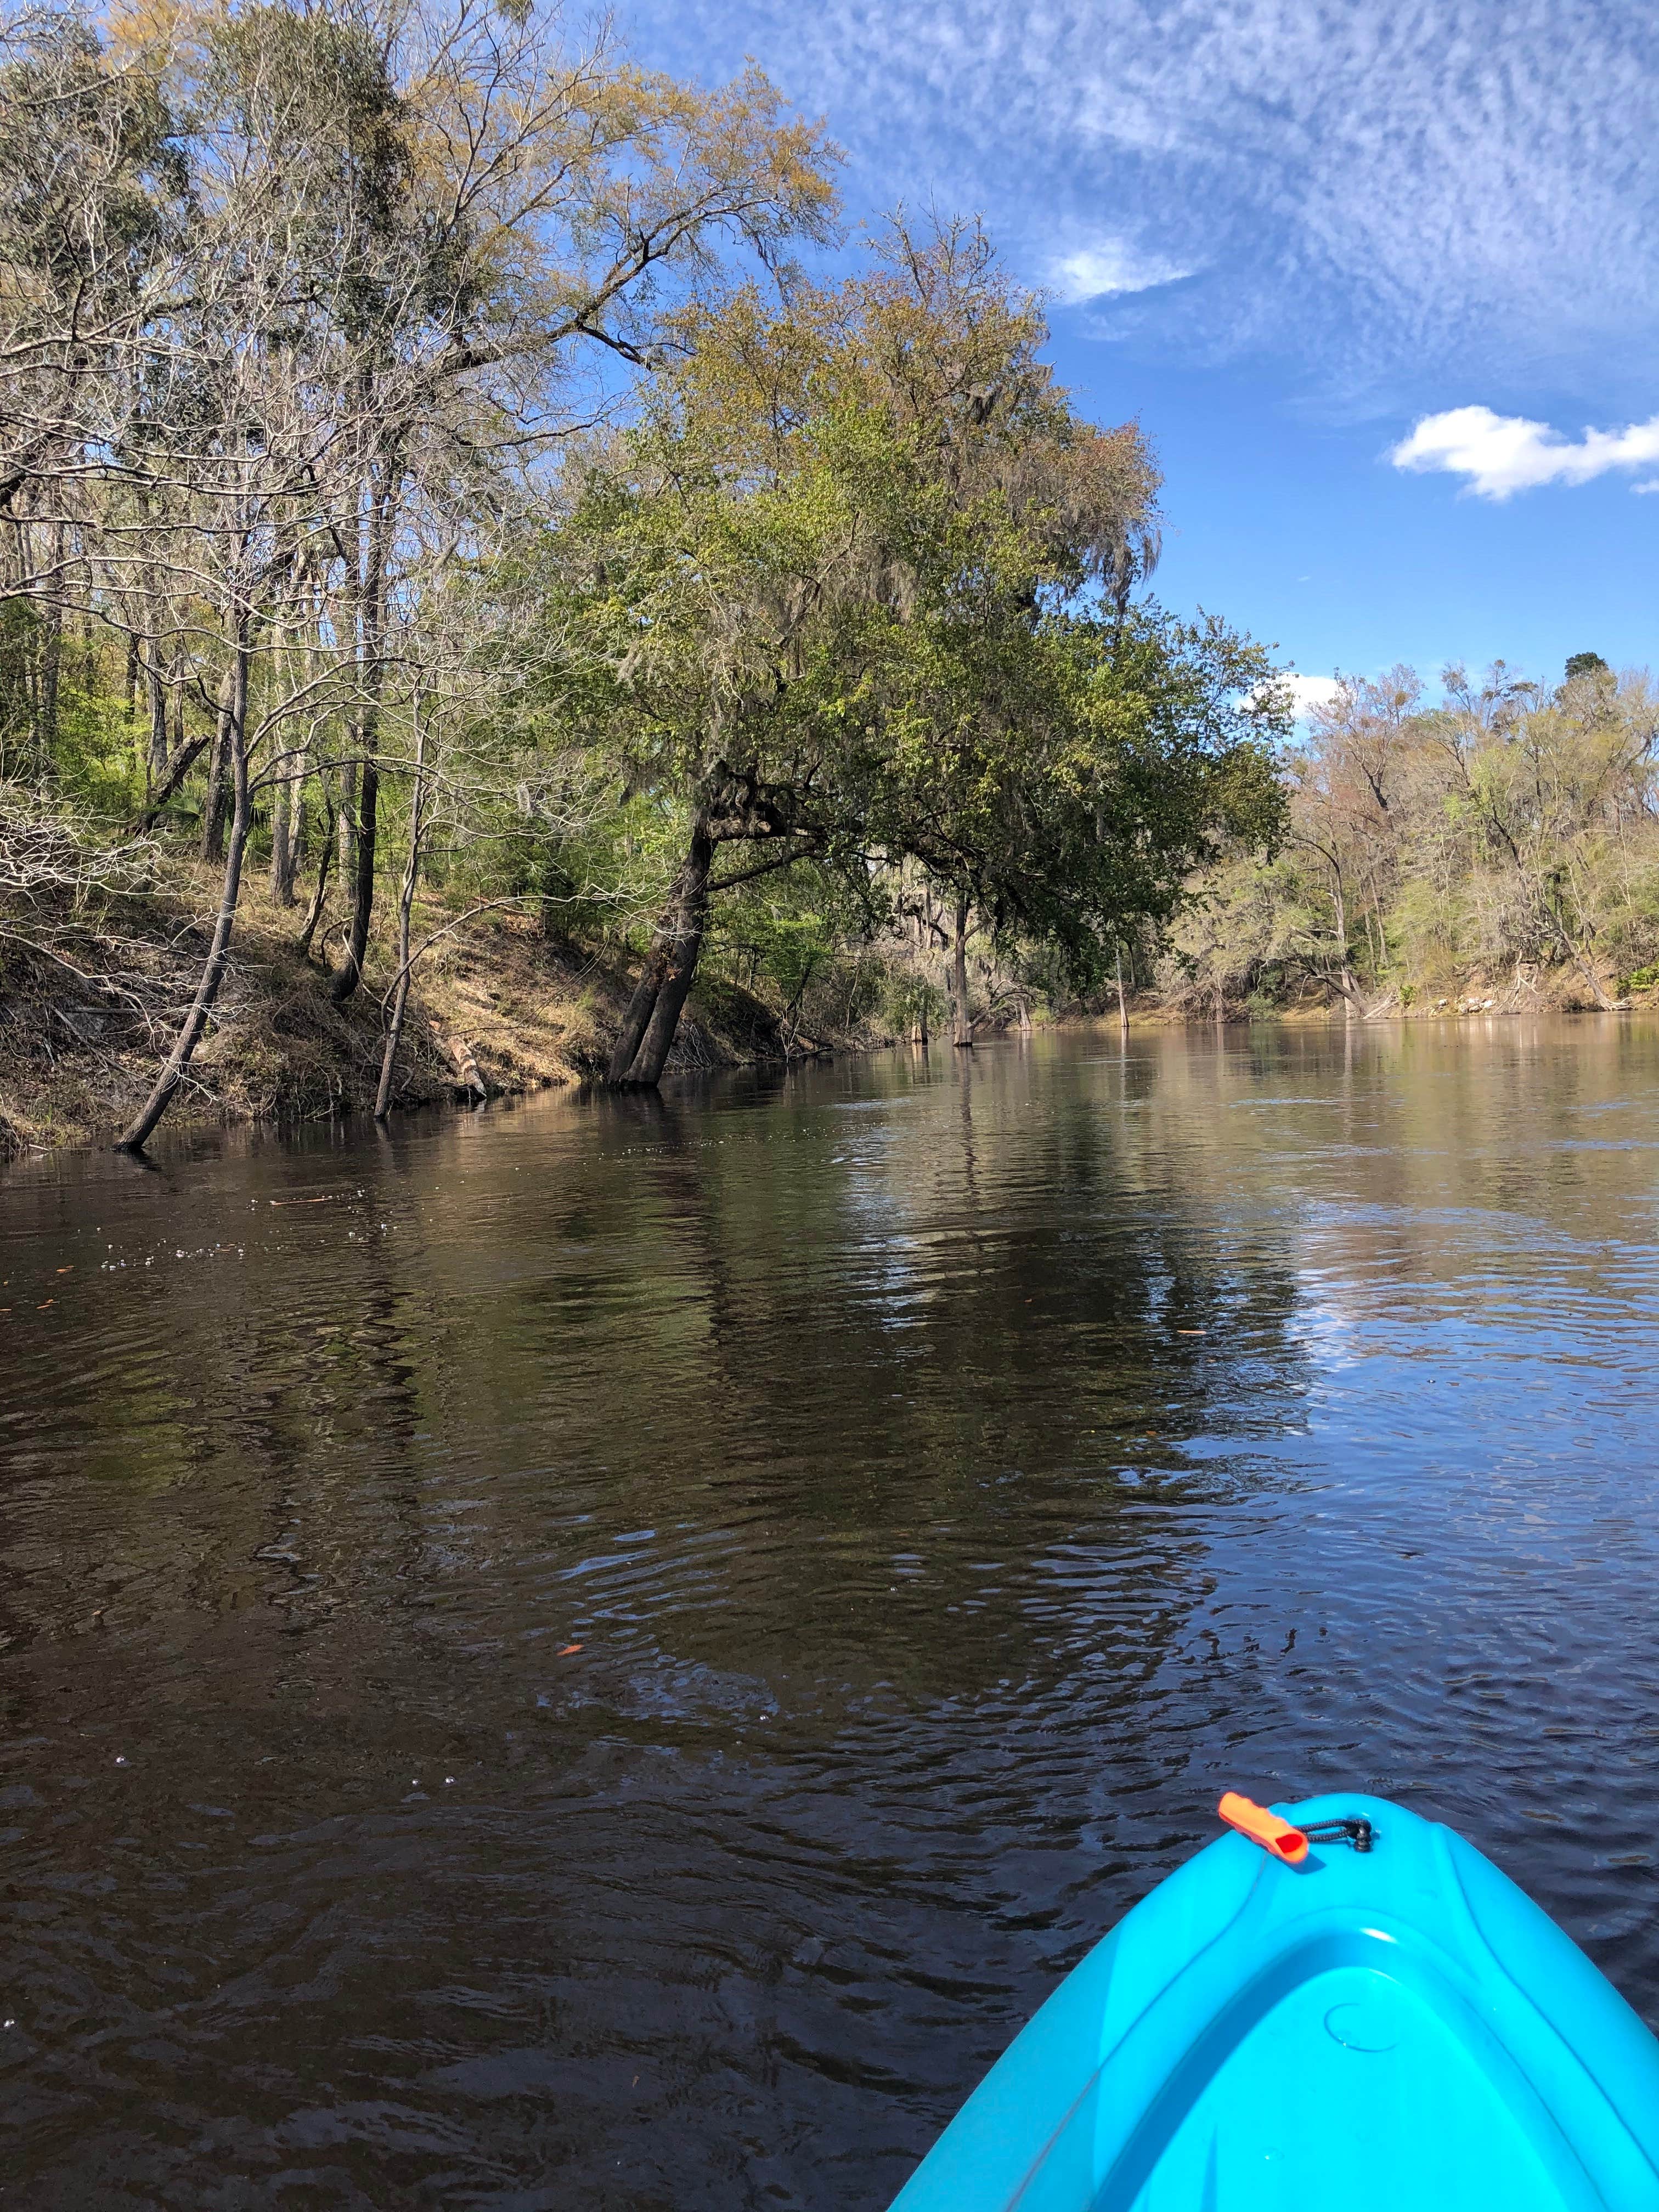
[890, 1793, 1659, 2211]
[1116, 1945, 1603, 2208]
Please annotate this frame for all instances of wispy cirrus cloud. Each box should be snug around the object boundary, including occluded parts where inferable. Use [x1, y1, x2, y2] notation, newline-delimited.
[1392, 406, 1659, 498]
[620, 0, 1659, 398]
[1048, 240, 1190, 305]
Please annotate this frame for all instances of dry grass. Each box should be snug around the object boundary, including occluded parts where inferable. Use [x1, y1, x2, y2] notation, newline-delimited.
[0, 862, 788, 1156]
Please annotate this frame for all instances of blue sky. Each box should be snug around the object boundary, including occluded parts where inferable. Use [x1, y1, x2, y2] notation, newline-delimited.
[620, 0, 1659, 705]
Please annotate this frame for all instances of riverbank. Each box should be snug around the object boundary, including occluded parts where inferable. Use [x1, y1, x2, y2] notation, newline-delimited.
[0, 861, 833, 1158]
[5, 858, 1652, 1158]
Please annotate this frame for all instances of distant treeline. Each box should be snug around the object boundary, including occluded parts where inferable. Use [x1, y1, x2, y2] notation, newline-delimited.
[1161, 656, 1658, 1018]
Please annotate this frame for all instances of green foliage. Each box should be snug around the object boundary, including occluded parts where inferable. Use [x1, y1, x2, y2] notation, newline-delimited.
[0, 600, 41, 766]
[0, 14, 1290, 1073]
[537, 227, 1283, 1035]
[1173, 662, 1659, 1011]
[708, 859, 875, 1009]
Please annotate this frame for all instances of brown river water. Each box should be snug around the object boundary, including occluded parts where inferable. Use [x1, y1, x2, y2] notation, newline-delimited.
[1, 1020, 1657, 2208]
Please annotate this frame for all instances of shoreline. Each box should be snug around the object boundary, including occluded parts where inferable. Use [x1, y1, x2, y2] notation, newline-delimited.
[4, 953, 1649, 1162]
[0, 873, 805, 1161]
[5, 862, 1651, 1163]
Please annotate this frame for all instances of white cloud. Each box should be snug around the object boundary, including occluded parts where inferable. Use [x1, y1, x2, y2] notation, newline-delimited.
[1634, 479, 1659, 496]
[1391, 405, 1659, 498]
[1050, 240, 1188, 303]
[1252, 673, 1341, 722]
[1282, 674, 1342, 715]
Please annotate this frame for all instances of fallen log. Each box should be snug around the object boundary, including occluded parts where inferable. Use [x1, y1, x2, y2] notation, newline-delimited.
[428, 1023, 487, 1098]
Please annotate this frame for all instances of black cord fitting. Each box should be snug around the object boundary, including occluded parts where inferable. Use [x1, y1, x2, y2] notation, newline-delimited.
[1299, 1815, 1374, 1853]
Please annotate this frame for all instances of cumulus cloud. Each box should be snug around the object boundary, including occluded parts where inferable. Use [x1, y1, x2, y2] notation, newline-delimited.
[1252, 673, 1341, 722]
[1282, 674, 1343, 715]
[1049, 240, 1189, 303]
[1391, 405, 1659, 498]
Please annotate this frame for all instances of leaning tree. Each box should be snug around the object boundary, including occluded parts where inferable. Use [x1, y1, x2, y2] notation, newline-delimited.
[545, 220, 1284, 1081]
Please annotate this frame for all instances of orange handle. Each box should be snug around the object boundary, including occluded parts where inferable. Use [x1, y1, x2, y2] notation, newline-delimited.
[1218, 1791, 1309, 1865]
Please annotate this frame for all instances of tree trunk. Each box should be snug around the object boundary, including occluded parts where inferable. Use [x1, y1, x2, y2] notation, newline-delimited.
[296, 778, 337, 957]
[35, 520, 64, 770]
[375, 922, 415, 1119]
[270, 740, 306, 905]
[633, 913, 706, 1083]
[332, 469, 396, 1003]
[375, 695, 428, 1119]
[269, 772, 292, 904]
[1115, 942, 1130, 1035]
[432, 1029, 487, 1098]
[1330, 867, 1358, 1017]
[332, 749, 378, 999]
[36, 599, 61, 765]
[1366, 890, 1384, 977]
[337, 749, 358, 879]
[606, 946, 669, 1085]
[950, 895, 973, 1048]
[607, 811, 714, 1086]
[201, 663, 235, 863]
[909, 904, 930, 1043]
[136, 731, 211, 831]
[1550, 917, 1620, 1012]
[145, 647, 168, 784]
[119, 627, 252, 1152]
